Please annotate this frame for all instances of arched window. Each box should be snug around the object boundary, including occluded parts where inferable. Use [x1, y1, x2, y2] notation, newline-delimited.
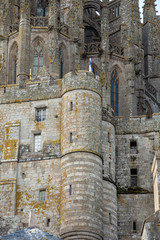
[59, 49, 64, 78]
[37, 0, 49, 16]
[83, 3, 101, 43]
[9, 42, 18, 84]
[59, 44, 69, 78]
[145, 101, 153, 119]
[33, 41, 43, 77]
[111, 69, 119, 116]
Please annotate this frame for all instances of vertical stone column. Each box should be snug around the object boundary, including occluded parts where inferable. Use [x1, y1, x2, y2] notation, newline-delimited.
[0, 1, 12, 85]
[49, 0, 60, 78]
[69, 0, 83, 72]
[17, 0, 31, 88]
[120, 0, 144, 116]
[101, 0, 110, 107]
[143, 0, 158, 76]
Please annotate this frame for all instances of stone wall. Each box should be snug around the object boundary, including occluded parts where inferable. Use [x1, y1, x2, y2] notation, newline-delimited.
[116, 115, 160, 239]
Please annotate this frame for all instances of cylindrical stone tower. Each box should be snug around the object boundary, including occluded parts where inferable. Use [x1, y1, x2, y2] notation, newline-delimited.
[60, 71, 103, 240]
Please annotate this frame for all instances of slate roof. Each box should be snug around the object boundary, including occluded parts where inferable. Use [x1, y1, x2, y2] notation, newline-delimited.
[0, 228, 62, 240]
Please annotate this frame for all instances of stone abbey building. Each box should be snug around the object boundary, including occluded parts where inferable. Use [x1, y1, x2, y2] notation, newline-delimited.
[0, 0, 160, 239]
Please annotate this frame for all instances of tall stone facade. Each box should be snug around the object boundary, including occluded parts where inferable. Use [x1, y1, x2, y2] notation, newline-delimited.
[0, 0, 160, 239]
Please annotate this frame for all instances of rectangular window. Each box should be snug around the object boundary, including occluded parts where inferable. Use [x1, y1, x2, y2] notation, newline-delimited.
[34, 134, 41, 152]
[69, 185, 72, 195]
[130, 169, 137, 187]
[39, 189, 46, 201]
[133, 221, 137, 232]
[109, 213, 112, 224]
[70, 132, 73, 143]
[70, 102, 73, 111]
[36, 108, 46, 122]
[46, 218, 50, 227]
[130, 140, 137, 154]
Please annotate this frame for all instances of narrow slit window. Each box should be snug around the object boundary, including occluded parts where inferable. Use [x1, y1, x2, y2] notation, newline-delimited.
[109, 162, 111, 176]
[46, 218, 50, 227]
[109, 213, 112, 224]
[133, 221, 137, 232]
[59, 49, 63, 78]
[70, 132, 73, 143]
[108, 132, 111, 143]
[70, 102, 73, 111]
[69, 185, 72, 195]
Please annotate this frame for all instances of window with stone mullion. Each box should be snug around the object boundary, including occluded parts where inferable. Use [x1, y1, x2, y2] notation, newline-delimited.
[33, 41, 43, 77]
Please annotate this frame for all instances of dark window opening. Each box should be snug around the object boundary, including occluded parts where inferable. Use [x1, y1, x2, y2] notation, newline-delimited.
[46, 218, 50, 227]
[130, 140, 137, 154]
[130, 169, 137, 187]
[70, 132, 73, 143]
[109, 162, 111, 176]
[69, 185, 72, 195]
[133, 221, 137, 232]
[109, 213, 112, 224]
[59, 49, 63, 78]
[108, 132, 111, 143]
[70, 102, 73, 111]
[83, 5, 101, 44]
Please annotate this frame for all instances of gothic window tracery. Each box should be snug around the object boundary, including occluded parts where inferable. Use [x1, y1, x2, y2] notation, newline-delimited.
[110, 69, 119, 116]
[9, 42, 18, 85]
[33, 41, 44, 77]
[59, 49, 63, 79]
[59, 44, 69, 78]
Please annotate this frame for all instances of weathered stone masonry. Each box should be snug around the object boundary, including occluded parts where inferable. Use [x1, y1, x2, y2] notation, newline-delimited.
[0, 0, 160, 240]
